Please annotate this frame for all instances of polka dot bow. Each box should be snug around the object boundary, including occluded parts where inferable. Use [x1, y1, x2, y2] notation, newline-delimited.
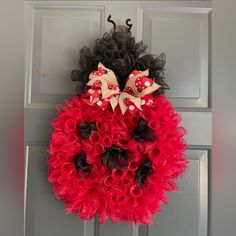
[86, 63, 161, 114]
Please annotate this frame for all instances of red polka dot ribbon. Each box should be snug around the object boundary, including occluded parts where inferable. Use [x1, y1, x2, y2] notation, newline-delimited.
[86, 63, 161, 114]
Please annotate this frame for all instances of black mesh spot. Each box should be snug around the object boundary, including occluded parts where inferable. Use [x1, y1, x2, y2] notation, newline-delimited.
[131, 118, 155, 142]
[74, 154, 91, 172]
[102, 145, 129, 169]
[78, 122, 97, 139]
[135, 158, 153, 186]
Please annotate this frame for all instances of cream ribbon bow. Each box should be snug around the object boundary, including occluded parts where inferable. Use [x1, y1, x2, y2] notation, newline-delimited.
[86, 63, 161, 114]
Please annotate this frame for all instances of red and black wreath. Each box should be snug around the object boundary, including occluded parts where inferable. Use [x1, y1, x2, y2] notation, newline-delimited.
[47, 16, 188, 224]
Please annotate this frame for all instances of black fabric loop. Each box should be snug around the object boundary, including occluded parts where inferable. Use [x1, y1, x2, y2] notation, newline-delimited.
[135, 158, 153, 186]
[131, 118, 155, 142]
[74, 154, 91, 172]
[102, 145, 129, 169]
[78, 122, 97, 139]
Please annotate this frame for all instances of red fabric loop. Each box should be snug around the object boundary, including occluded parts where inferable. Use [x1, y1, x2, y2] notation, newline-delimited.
[65, 119, 76, 134]
[89, 131, 101, 144]
[128, 161, 138, 171]
[130, 185, 143, 198]
[112, 169, 123, 181]
[104, 175, 114, 187]
[125, 170, 135, 180]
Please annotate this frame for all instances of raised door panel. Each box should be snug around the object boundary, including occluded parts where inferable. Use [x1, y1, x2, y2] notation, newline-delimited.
[148, 150, 208, 236]
[25, 146, 90, 236]
[99, 221, 138, 236]
[25, 4, 104, 108]
[139, 7, 211, 108]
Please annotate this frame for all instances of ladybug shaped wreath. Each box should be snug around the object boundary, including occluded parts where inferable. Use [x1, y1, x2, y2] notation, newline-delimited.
[47, 16, 188, 224]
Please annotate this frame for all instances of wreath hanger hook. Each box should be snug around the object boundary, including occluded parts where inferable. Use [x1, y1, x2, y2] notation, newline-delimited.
[107, 14, 116, 31]
[125, 18, 133, 31]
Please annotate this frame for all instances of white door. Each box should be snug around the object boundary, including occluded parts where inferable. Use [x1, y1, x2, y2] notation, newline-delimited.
[24, 1, 212, 236]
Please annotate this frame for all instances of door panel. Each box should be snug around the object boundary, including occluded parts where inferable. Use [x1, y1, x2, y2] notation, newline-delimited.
[25, 1, 212, 236]
[141, 7, 209, 108]
[25, 146, 86, 236]
[25, 4, 104, 108]
[99, 221, 137, 236]
[149, 150, 208, 236]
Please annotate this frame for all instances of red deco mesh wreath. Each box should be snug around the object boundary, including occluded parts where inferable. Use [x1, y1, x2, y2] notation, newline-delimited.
[47, 17, 188, 224]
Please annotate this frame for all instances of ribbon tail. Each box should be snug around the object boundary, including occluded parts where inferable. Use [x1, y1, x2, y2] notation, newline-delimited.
[118, 94, 128, 115]
[110, 96, 119, 111]
[120, 104, 127, 115]
[118, 93, 142, 114]
[101, 84, 109, 99]
[140, 83, 161, 97]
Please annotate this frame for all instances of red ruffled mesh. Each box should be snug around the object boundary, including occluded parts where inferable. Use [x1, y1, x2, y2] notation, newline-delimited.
[47, 94, 188, 224]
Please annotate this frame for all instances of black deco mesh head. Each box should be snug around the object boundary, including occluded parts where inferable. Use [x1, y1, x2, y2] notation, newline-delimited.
[71, 17, 168, 94]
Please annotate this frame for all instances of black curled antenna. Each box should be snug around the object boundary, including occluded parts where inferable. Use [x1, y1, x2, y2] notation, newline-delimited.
[126, 18, 133, 31]
[107, 14, 116, 30]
